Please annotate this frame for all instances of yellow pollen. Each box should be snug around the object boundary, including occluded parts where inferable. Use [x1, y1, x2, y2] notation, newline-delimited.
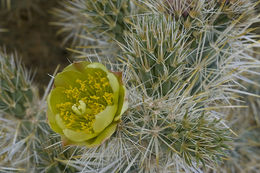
[94, 83, 101, 89]
[90, 95, 100, 100]
[103, 92, 113, 105]
[76, 79, 87, 91]
[64, 87, 80, 100]
[56, 69, 114, 132]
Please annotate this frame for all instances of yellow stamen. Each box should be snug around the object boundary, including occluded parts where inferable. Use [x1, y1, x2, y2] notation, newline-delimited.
[56, 69, 114, 132]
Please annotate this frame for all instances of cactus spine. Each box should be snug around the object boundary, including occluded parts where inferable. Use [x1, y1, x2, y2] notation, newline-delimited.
[51, 0, 138, 59]
[0, 50, 77, 172]
[0, 0, 259, 172]
[49, 0, 260, 172]
[0, 49, 34, 118]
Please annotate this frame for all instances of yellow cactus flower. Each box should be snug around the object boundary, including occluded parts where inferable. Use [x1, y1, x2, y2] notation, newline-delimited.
[47, 61, 128, 147]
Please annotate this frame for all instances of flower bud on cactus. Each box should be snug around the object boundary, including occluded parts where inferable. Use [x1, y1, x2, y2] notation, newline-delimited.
[47, 61, 128, 147]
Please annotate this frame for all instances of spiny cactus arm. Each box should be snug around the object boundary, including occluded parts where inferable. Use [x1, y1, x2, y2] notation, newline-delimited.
[44, 0, 260, 172]
[0, 50, 80, 172]
[51, 0, 146, 60]
[51, 0, 132, 44]
[50, 0, 90, 46]
[0, 49, 39, 171]
[0, 49, 35, 118]
[115, 1, 260, 170]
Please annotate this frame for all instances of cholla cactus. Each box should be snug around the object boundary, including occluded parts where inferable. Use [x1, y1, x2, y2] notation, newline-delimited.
[0, 49, 37, 171]
[217, 95, 260, 173]
[51, 0, 139, 59]
[0, 50, 77, 172]
[127, 0, 259, 103]
[50, 0, 90, 46]
[47, 0, 260, 172]
[0, 49, 34, 118]
[218, 47, 260, 173]
[1, 0, 260, 172]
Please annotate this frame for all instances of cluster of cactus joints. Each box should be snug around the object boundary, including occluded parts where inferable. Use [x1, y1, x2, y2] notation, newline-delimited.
[0, 49, 36, 171]
[0, 49, 34, 119]
[117, 1, 260, 171]
[139, 0, 256, 50]
[83, 0, 132, 43]
[120, 15, 193, 97]
[0, 108, 79, 172]
[122, 107, 231, 170]
[33, 132, 81, 173]
[167, 113, 230, 166]
[135, 0, 257, 95]
[120, 13, 234, 98]
[0, 50, 79, 172]
[51, 0, 137, 59]
[47, 0, 260, 172]
[143, 0, 254, 20]
[62, 65, 233, 172]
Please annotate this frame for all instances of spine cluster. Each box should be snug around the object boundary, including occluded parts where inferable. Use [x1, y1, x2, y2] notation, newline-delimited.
[0, 0, 260, 172]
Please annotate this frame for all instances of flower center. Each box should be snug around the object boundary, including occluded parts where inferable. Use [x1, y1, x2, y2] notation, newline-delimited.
[56, 68, 114, 133]
[72, 100, 88, 115]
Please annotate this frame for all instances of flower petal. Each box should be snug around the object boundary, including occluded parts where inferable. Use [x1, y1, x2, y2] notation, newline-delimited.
[92, 72, 120, 133]
[107, 72, 120, 97]
[47, 107, 63, 134]
[46, 62, 127, 148]
[55, 114, 66, 129]
[63, 129, 98, 142]
[114, 86, 128, 121]
[63, 61, 90, 72]
[93, 105, 118, 133]
[54, 70, 86, 88]
[47, 87, 67, 115]
[61, 135, 87, 146]
[85, 122, 117, 148]
[86, 62, 109, 73]
[47, 88, 68, 133]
